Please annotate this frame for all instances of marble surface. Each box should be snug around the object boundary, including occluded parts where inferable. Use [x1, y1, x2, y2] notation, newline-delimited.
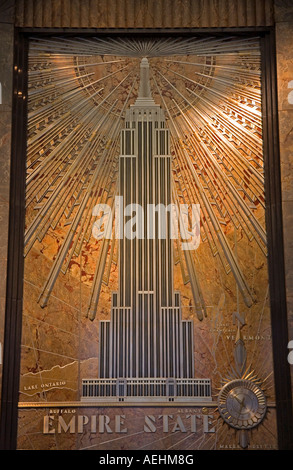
[17, 405, 278, 450]
[276, 18, 293, 402]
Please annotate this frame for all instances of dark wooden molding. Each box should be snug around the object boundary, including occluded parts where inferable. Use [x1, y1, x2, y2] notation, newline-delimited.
[261, 31, 293, 450]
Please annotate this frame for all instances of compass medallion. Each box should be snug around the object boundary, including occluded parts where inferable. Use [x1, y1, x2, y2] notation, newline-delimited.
[218, 378, 267, 430]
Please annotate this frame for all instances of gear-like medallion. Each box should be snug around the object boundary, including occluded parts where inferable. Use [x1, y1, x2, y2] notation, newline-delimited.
[218, 379, 267, 430]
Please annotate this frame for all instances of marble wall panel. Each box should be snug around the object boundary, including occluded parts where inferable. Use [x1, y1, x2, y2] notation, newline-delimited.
[278, 111, 293, 203]
[275, 16, 293, 402]
[282, 201, 293, 323]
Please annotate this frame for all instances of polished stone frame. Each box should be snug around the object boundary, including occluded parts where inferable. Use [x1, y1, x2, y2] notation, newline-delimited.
[0, 27, 292, 450]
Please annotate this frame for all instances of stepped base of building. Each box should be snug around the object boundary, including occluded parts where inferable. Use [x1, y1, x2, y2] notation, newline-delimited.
[81, 377, 212, 403]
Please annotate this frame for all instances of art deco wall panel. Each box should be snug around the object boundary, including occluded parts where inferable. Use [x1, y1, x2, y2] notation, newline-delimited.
[15, 33, 279, 450]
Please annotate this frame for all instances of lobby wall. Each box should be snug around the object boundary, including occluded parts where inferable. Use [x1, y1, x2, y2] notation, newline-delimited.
[0, 0, 292, 415]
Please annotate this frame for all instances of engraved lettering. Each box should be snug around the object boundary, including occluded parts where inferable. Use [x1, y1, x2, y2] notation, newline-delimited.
[171, 415, 187, 433]
[43, 415, 55, 434]
[42, 411, 217, 435]
[203, 415, 215, 433]
[144, 415, 157, 433]
[98, 415, 113, 434]
[57, 416, 75, 434]
[78, 415, 89, 433]
[115, 415, 127, 433]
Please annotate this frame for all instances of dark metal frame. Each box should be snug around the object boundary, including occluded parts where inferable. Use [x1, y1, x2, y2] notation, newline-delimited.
[0, 26, 292, 450]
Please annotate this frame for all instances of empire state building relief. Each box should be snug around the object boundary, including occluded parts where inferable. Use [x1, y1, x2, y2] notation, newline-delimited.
[81, 57, 211, 403]
[18, 36, 276, 450]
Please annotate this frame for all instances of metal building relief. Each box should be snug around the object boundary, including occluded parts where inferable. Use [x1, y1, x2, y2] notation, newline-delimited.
[18, 35, 277, 450]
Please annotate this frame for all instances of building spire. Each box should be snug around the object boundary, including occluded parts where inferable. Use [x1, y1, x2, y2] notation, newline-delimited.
[134, 57, 156, 106]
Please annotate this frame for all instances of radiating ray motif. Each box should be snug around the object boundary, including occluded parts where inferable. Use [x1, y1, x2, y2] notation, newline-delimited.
[17, 35, 278, 451]
[25, 35, 266, 323]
